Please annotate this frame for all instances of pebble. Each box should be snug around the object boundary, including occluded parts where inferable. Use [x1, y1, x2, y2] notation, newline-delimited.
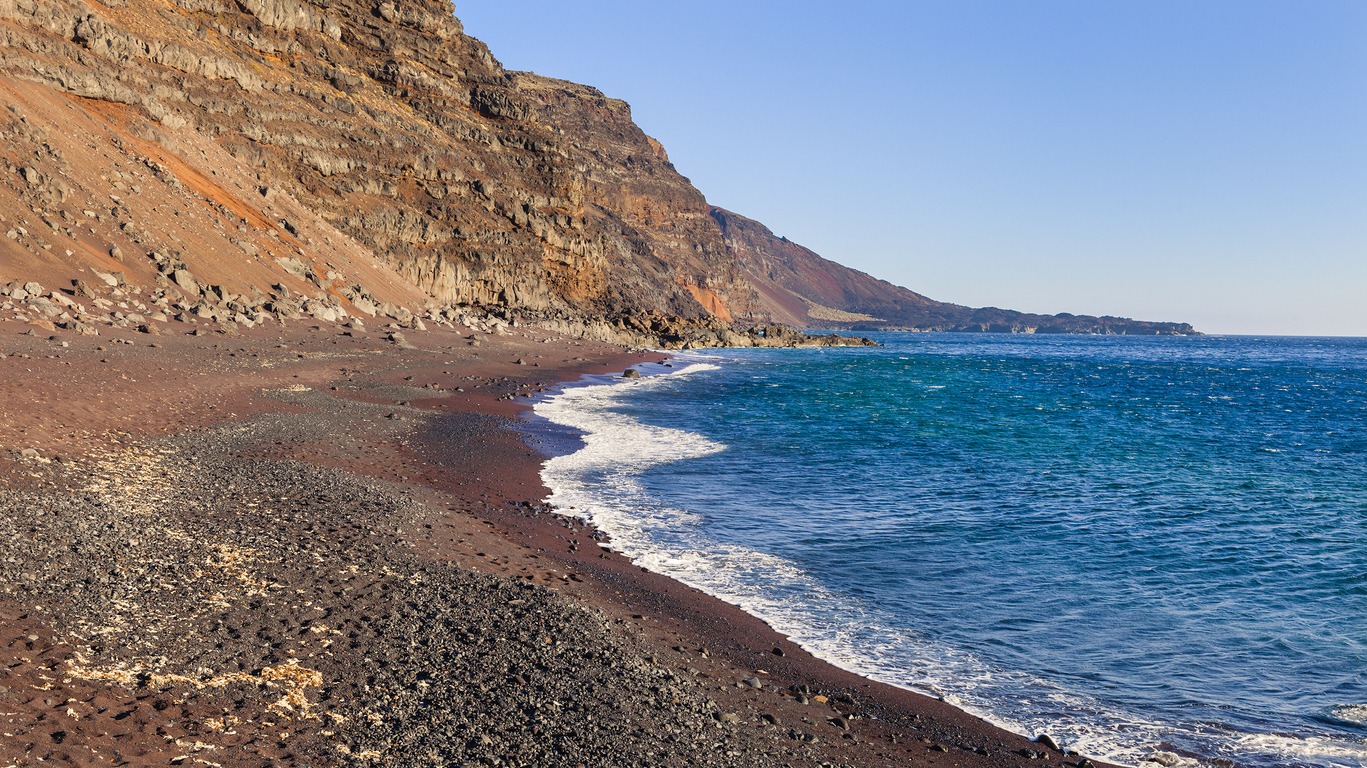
[0, 397, 844, 768]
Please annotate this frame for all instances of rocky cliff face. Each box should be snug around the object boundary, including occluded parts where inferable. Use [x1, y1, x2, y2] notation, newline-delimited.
[0, 0, 1196, 338]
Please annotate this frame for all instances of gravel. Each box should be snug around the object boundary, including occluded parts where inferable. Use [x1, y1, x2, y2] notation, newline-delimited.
[0, 389, 833, 767]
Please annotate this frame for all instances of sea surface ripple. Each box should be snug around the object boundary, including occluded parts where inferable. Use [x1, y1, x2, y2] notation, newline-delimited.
[533, 334, 1367, 768]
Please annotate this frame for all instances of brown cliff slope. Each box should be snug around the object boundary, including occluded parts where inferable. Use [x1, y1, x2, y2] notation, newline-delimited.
[0, 0, 1194, 335]
[711, 208, 1199, 334]
[0, 0, 749, 327]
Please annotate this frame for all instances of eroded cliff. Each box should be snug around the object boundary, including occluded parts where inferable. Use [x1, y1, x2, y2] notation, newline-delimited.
[0, 0, 1195, 338]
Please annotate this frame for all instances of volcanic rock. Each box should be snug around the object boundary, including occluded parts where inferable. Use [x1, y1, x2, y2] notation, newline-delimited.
[0, 0, 1195, 341]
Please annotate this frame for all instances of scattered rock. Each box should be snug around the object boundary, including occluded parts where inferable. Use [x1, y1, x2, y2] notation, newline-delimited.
[1036, 733, 1061, 752]
[171, 269, 198, 295]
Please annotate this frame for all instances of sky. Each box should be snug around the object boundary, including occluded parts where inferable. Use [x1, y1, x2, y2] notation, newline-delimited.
[456, 1, 1367, 336]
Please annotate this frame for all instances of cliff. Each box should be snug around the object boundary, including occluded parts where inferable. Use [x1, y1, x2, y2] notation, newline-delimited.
[0, 0, 1196, 338]
[710, 209, 1198, 334]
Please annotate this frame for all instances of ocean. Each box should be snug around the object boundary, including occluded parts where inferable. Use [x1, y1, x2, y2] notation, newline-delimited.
[531, 333, 1367, 768]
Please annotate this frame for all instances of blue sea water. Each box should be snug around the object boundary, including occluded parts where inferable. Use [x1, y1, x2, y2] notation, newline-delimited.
[532, 334, 1367, 768]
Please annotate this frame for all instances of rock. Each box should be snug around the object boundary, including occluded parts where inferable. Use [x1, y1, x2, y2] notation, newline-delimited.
[108, 244, 123, 261]
[1036, 733, 1061, 752]
[740, 676, 762, 689]
[172, 269, 199, 295]
[622, 368, 641, 379]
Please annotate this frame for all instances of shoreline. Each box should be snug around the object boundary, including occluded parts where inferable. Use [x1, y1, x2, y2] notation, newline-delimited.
[0, 318, 1121, 767]
[524, 352, 1154, 767]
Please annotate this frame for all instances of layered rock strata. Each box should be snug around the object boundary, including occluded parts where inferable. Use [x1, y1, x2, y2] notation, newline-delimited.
[0, 0, 1195, 337]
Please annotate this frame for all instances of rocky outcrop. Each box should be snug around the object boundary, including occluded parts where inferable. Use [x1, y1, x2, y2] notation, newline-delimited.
[500, 307, 876, 350]
[0, 0, 1197, 340]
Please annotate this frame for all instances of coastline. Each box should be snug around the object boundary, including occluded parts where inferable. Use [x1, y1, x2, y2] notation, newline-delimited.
[0, 319, 1120, 767]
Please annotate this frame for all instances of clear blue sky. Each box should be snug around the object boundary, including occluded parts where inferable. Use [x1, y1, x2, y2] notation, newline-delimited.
[457, 1, 1367, 335]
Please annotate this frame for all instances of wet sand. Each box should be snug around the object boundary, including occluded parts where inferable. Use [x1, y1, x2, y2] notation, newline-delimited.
[0, 317, 1118, 768]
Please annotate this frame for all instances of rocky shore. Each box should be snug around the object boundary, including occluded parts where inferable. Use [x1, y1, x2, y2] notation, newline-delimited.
[0, 0, 1193, 758]
[0, 315, 1120, 768]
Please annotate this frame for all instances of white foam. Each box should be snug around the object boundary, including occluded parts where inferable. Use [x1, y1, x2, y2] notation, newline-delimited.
[1234, 731, 1367, 768]
[533, 360, 1367, 768]
[1331, 704, 1367, 727]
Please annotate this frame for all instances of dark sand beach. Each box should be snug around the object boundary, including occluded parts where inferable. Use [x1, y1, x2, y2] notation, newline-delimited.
[0, 318, 1117, 768]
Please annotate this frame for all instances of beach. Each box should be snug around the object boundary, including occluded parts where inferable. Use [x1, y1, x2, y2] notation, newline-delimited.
[0, 319, 1114, 768]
